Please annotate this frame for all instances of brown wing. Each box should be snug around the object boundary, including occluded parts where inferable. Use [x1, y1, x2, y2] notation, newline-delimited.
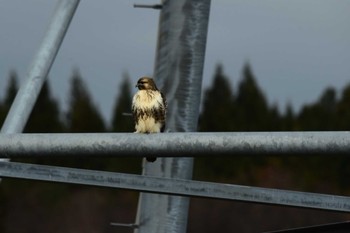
[153, 91, 167, 132]
[131, 99, 138, 125]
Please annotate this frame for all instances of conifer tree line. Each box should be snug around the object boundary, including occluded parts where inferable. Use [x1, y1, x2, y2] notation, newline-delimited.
[200, 63, 350, 132]
[2, 63, 350, 133]
[0, 69, 136, 134]
[1, 64, 350, 232]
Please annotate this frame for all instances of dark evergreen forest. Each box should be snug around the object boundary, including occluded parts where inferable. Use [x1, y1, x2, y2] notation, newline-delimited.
[0, 64, 349, 232]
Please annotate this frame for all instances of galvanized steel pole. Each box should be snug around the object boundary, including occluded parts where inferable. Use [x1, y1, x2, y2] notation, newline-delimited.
[1, 0, 80, 135]
[135, 0, 211, 233]
[1, 132, 350, 157]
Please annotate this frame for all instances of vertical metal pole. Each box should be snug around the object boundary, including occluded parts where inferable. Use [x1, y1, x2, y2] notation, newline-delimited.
[135, 0, 211, 233]
[1, 0, 80, 135]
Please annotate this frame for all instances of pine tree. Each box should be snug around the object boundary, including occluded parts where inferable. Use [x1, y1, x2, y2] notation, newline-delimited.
[318, 87, 337, 130]
[3, 70, 19, 110]
[298, 87, 337, 130]
[199, 64, 235, 131]
[281, 103, 296, 131]
[336, 84, 350, 130]
[268, 104, 281, 131]
[0, 101, 4, 127]
[235, 63, 269, 131]
[66, 69, 106, 132]
[24, 80, 64, 133]
[111, 73, 134, 132]
[1, 70, 19, 126]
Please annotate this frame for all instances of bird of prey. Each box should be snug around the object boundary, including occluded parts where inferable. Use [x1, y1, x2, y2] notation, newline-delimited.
[132, 77, 167, 162]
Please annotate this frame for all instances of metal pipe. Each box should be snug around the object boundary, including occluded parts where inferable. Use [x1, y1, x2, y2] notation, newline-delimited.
[0, 161, 349, 213]
[1, 0, 80, 134]
[1, 132, 350, 158]
[136, 0, 211, 232]
[154, 0, 211, 133]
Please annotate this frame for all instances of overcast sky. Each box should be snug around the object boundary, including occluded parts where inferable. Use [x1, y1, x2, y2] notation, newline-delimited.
[1, 0, 349, 124]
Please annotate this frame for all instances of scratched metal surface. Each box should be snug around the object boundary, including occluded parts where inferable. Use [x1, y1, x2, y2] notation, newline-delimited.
[0, 161, 349, 213]
[1, 132, 350, 158]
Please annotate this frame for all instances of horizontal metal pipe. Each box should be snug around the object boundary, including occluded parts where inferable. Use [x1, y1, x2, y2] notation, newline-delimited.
[0, 132, 350, 158]
[0, 161, 349, 212]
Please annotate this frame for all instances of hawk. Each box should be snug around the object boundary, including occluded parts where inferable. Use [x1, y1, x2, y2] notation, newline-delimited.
[132, 77, 167, 162]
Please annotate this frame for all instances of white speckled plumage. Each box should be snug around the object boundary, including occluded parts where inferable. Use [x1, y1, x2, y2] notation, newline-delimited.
[132, 77, 167, 162]
[132, 89, 163, 133]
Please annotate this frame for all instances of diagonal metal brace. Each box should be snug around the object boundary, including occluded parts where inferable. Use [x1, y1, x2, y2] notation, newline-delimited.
[0, 161, 349, 213]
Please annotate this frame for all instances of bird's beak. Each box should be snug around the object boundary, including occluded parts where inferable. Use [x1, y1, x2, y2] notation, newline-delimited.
[135, 83, 139, 88]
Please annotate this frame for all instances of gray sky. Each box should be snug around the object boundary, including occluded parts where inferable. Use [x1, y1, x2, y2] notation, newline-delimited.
[1, 0, 349, 124]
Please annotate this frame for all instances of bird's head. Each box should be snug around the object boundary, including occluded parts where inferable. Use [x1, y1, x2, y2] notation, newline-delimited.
[136, 77, 158, 90]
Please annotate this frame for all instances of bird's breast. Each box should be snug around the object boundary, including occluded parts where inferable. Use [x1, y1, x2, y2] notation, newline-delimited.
[133, 90, 163, 110]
